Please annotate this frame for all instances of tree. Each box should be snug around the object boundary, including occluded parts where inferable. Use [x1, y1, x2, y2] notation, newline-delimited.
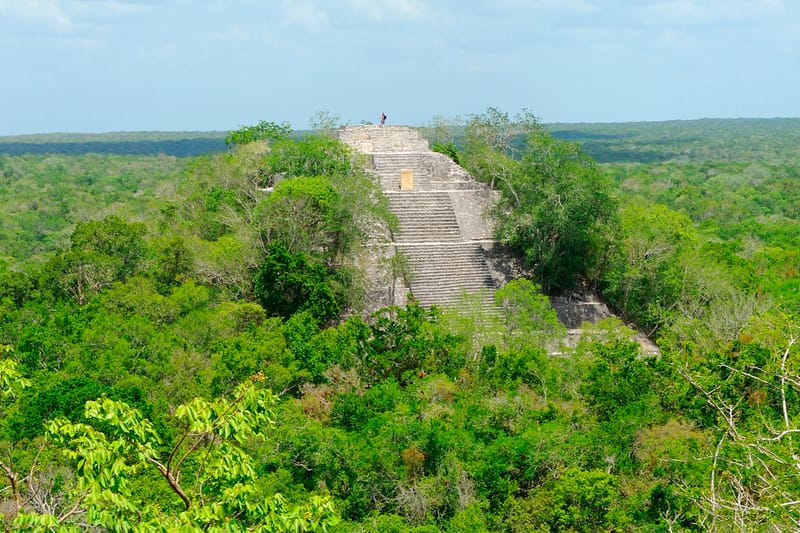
[494, 278, 565, 352]
[193, 234, 259, 299]
[0, 348, 31, 520]
[602, 201, 696, 332]
[464, 107, 537, 159]
[151, 235, 194, 293]
[461, 108, 528, 193]
[259, 135, 356, 188]
[41, 249, 118, 305]
[5, 376, 150, 440]
[253, 136, 393, 259]
[0, 262, 35, 308]
[179, 132, 393, 316]
[253, 241, 342, 323]
[547, 468, 626, 531]
[674, 311, 800, 530]
[249, 136, 395, 318]
[420, 115, 462, 148]
[225, 120, 292, 148]
[38, 215, 149, 305]
[255, 176, 342, 259]
[421, 115, 463, 164]
[461, 108, 616, 293]
[507, 129, 616, 293]
[363, 302, 467, 384]
[70, 215, 147, 280]
[603, 199, 763, 345]
[16, 377, 340, 531]
[309, 110, 341, 137]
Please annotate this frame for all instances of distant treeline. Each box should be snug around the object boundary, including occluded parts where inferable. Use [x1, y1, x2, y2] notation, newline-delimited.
[434, 117, 800, 164]
[548, 117, 800, 163]
[3, 118, 800, 162]
[0, 138, 229, 157]
[0, 131, 230, 157]
[0, 130, 317, 156]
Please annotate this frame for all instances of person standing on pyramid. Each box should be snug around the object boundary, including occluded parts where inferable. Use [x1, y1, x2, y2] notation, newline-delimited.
[380, 112, 387, 126]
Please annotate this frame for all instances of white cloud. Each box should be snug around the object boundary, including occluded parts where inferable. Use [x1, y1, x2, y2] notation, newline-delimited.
[73, 0, 154, 16]
[629, 0, 787, 27]
[0, 0, 73, 32]
[349, 0, 428, 21]
[210, 25, 251, 43]
[281, 0, 329, 32]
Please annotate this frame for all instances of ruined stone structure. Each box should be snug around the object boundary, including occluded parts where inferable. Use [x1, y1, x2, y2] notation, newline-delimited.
[335, 125, 501, 310]
[335, 124, 656, 353]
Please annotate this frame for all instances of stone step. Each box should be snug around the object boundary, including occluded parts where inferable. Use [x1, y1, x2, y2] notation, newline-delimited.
[388, 192, 462, 242]
[429, 180, 486, 191]
[394, 228, 461, 243]
[395, 243, 497, 307]
[387, 197, 457, 213]
[335, 125, 429, 153]
[386, 191, 451, 203]
[389, 202, 456, 211]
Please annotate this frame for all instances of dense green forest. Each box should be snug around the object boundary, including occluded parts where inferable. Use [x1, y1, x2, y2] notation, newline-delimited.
[1, 114, 800, 531]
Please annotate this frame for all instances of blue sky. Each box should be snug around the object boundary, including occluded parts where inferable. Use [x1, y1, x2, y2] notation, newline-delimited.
[1, 0, 798, 134]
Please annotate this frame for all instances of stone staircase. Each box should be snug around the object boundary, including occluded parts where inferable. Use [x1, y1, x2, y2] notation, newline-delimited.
[398, 243, 497, 306]
[335, 125, 500, 310]
[388, 192, 461, 243]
